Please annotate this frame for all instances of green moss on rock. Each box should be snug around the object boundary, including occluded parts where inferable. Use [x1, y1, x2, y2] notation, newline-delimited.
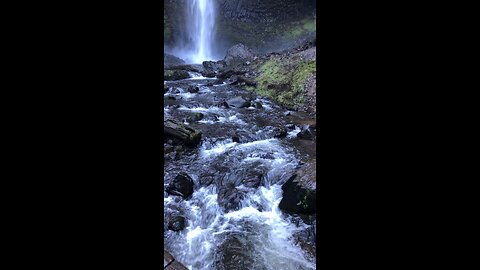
[251, 56, 315, 109]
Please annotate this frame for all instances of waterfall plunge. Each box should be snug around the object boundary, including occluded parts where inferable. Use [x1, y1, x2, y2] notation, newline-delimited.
[180, 0, 216, 64]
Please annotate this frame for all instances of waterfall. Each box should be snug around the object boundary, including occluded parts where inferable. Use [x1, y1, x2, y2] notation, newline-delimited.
[183, 0, 216, 63]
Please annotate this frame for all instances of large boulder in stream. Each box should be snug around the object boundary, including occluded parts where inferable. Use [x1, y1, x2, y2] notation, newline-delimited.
[166, 172, 194, 199]
[218, 183, 247, 212]
[213, 232, 255, 270]
[187, 85, 199, 93]
[224, 43, 254, 66]
[226, 96, 251, 108]
[203, 60, 226, 73]
[164, 69, 189, 81]
[164, 118, 202, 147]
[167, 215, 186, 231]
[279, 159, 316, 214]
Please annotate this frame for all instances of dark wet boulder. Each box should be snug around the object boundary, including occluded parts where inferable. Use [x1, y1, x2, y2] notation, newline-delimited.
[164, 118, 202, 147]
[213, 233, 254, 270]
[292, 216, 316, 260]
[201, 70, 217, 78]
[297, 124, 316, 140]
[279, 160, 316, 214]
[285, 124, 296, 130]
[198, 172, 215, 186]
[164, 69, 189, 81]
[241, 170, 263, 188]
[232, 135, 240, 143]
[166, 64, 204, 73]
[213, 78, 224, 85]
[164, 53, 185, 66]
[232, 75, 257, 86]
[217, 66, 248, 80]
[224, 43, 254, 66]
[273, 127, 288, 138]
[254, 102, 262, 109]
[226, 96, 251, 108]
[167, 215, 186, 231]
[164, 85, 169, 93]
[187, 85, 199, 93]
[188, 112, 204, 122]
[218, 183, 246, 212]
[203, 60, 226, 73]
[222, 101, 230, 108]
[166, 172, 194, 199]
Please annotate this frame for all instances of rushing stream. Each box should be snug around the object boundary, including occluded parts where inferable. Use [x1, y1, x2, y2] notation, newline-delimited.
[164, 73, 316, 270]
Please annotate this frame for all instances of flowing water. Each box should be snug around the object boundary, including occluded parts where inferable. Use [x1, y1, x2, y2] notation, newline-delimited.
[164, 74, 316, 270]
[174, 0, 216, 63]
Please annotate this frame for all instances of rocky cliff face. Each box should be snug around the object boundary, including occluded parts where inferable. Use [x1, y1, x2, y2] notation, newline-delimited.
[164, 0, 316, 54]
[216, 0, 316, 53]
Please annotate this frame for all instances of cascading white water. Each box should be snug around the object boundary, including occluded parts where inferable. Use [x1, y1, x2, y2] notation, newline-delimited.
[164, 76, 317, 269]
[181, 0, 216, 63]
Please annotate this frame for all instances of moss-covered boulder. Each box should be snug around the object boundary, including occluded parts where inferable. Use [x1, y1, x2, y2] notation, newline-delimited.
[243, 48, 316, 111]
[164, 119, 202, 146]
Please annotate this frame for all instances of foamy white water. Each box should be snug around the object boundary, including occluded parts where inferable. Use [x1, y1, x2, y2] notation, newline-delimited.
[175, 0, 216, 63]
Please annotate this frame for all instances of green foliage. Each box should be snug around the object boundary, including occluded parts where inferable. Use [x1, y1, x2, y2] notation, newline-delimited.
[296, 190, 311, 209]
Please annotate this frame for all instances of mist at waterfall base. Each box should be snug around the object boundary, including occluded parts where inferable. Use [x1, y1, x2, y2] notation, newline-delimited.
[167, 0, 222, 64]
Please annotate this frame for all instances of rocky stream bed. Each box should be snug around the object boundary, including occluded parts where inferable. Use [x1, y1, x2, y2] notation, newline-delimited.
[164, 49, 317, 269]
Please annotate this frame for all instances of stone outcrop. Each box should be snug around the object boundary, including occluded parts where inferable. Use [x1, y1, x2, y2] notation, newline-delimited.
[166, 172, 194, 199]
[226, 96, 251, 108]
[164, 69, 190, 81]
[164, 0, 316, 54]
[164, 53, 185, 66]
[223, 43, 254, 66]
[164, 119, 202, 147]
[240, 45, 317, 113]
[279, 159, 316, 214]
[167, 215, 186, 231]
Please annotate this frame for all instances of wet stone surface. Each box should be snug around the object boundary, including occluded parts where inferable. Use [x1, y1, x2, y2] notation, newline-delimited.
[164, 72, 316, 270]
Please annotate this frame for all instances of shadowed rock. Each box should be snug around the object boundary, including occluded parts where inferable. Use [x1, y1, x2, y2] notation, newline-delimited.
[224, 43, 254, 66]
[164, 53, 185, 66]
[213, 233, 255, 270]
[226, 96, 251, 108]
[164, 69, 190, 81]
[164, 118, 202, 147]
[167, 216, 186, 231]
[279, 159, 316, 214]
[166, 172, 194, 199]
